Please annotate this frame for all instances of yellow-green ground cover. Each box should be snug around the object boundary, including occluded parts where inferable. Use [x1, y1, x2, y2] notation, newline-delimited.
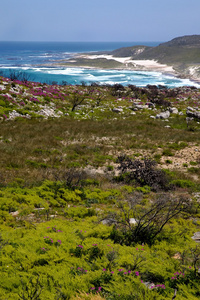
[0, 77, 200, 299]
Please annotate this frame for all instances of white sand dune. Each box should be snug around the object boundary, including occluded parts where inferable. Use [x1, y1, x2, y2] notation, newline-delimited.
[79, 54, 175, 74]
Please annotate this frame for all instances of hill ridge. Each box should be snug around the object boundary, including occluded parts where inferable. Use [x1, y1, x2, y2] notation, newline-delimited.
[159, 34, 200, 47]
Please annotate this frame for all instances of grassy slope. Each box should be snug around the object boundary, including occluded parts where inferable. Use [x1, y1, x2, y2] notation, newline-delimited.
[0, 77, 200, 299]
[111, 45, 151, 57]
[57, 58, 123, 69]
[135, 46, 200, 64]
[111, 35, 200, 64]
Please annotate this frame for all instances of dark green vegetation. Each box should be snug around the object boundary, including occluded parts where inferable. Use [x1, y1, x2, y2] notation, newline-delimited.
[59, 58, 123, 69]
[0, 76, 200, 299]
[111, 35, 200, 64]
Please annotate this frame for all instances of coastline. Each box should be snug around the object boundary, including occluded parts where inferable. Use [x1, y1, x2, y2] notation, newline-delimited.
[48, 53, 200, 86]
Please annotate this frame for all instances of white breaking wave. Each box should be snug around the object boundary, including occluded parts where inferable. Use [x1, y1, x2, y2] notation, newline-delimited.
[44, 68, 84, 75]
[0, 66, 200, 88]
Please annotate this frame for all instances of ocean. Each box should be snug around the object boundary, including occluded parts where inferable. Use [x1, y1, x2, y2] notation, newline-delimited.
[0, 41, 199, 87]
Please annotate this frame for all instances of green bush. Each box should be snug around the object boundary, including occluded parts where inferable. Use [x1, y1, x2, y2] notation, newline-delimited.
[64, 206, 96, 219]
[162, 149, 174, 156]
[107, 165, 114, 171]
[171, 179, 195, 188]
[154, 154, 161, 163]
[190, 161, 198, 166]
[165, 159, 172, 164]
[168, 142, 188, 150]
[187, 167, 199, 174]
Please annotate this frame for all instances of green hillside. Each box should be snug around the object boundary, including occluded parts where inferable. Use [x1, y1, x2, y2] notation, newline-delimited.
[111, 45, 151, 58]
[159, 35, 200, 47]
[135, 45, 200, 64]
[112, 35, 200, 64]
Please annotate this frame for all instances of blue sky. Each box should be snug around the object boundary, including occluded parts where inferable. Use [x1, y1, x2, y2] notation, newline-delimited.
[0, 0, 199, 42]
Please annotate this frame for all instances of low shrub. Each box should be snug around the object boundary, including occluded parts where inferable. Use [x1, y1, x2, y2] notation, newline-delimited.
[162, 149, 174, 156]
[171, 179, 195, 189]
[165, 159, 172, 164]
[116, 155, 171, 191]
[108, 193, 191, 245]
[187, 167, 200, 174]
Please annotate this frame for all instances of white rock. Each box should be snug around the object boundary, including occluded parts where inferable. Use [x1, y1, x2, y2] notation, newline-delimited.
[191, 232, 200, 242]
[169, 107, 178, 114]
[156, 111, 170, 119]
[187, 106, 195, 111]
[10, 211, 19, 216]
[129, 218, 137, 224]
[112, 108, 123, 113]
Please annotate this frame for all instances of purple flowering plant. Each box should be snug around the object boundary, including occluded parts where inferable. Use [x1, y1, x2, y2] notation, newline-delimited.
[44, 236, 53, 245]
[70, 245, 84, 257]
[40, 247, 48, 254]
[170, 271, 186, 289]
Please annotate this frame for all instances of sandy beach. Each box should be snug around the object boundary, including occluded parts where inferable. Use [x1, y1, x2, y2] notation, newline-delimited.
[47, 51, 200, 86]
[55, 53, 199, 85]
[76, 54, 177, 74]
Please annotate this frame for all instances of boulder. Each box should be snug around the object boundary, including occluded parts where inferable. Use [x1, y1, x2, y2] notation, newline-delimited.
[102, 218, 116, 225]
[147, 102, 155, 108]
[131, 103, 146, 110]
[8, 110, 31, 120]
[156, 111, 170, 119]
[186, 109, 200, 119]
[37, 106, 63, 119]
[112, 108, 123, 113]
[134, 104, 145, 110]
[169, 107, 178, 114]
[191, 232, 200, 242]
[187, 106, 195, 112]
[10, 211, 19, 216]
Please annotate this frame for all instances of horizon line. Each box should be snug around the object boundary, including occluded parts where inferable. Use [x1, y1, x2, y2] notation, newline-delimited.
[0, 40, 163, 43]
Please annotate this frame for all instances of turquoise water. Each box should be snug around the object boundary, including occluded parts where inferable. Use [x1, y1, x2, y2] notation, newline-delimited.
[0, 41, 199, 87]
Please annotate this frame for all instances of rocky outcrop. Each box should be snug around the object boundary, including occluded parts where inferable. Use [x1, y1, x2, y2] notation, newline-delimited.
[169, 107, 178, 114]
[37, 106, 63, 119]
[8, 110, 31, 120]
[112, 107, 123, 113]
[191, 232, 200, 242]
[186, 106, 200, 119]
[156, 111, 170, 119]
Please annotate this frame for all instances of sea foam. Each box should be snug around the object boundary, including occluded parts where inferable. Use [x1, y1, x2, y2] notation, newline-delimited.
[0, 66, 200, 88]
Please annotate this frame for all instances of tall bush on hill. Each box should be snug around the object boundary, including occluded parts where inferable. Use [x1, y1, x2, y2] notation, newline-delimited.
[54, 168, 87, 190]
[69, 89, 88, 111]
[107, 192, 191, 245]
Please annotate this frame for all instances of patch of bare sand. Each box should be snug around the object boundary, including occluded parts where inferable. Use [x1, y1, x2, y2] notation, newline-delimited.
[79, 54, 175, 74]
[160, 145, 200, 174]
[108, 145, 200, 178]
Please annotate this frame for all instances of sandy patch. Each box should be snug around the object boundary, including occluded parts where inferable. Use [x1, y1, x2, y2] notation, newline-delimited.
[160, 145, 200, 174]
[79, 54, 175, 74]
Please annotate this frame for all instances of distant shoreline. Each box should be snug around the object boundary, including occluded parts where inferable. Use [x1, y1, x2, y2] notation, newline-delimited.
[1, 39, 200, 87]
[48, 52, 200, 86]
